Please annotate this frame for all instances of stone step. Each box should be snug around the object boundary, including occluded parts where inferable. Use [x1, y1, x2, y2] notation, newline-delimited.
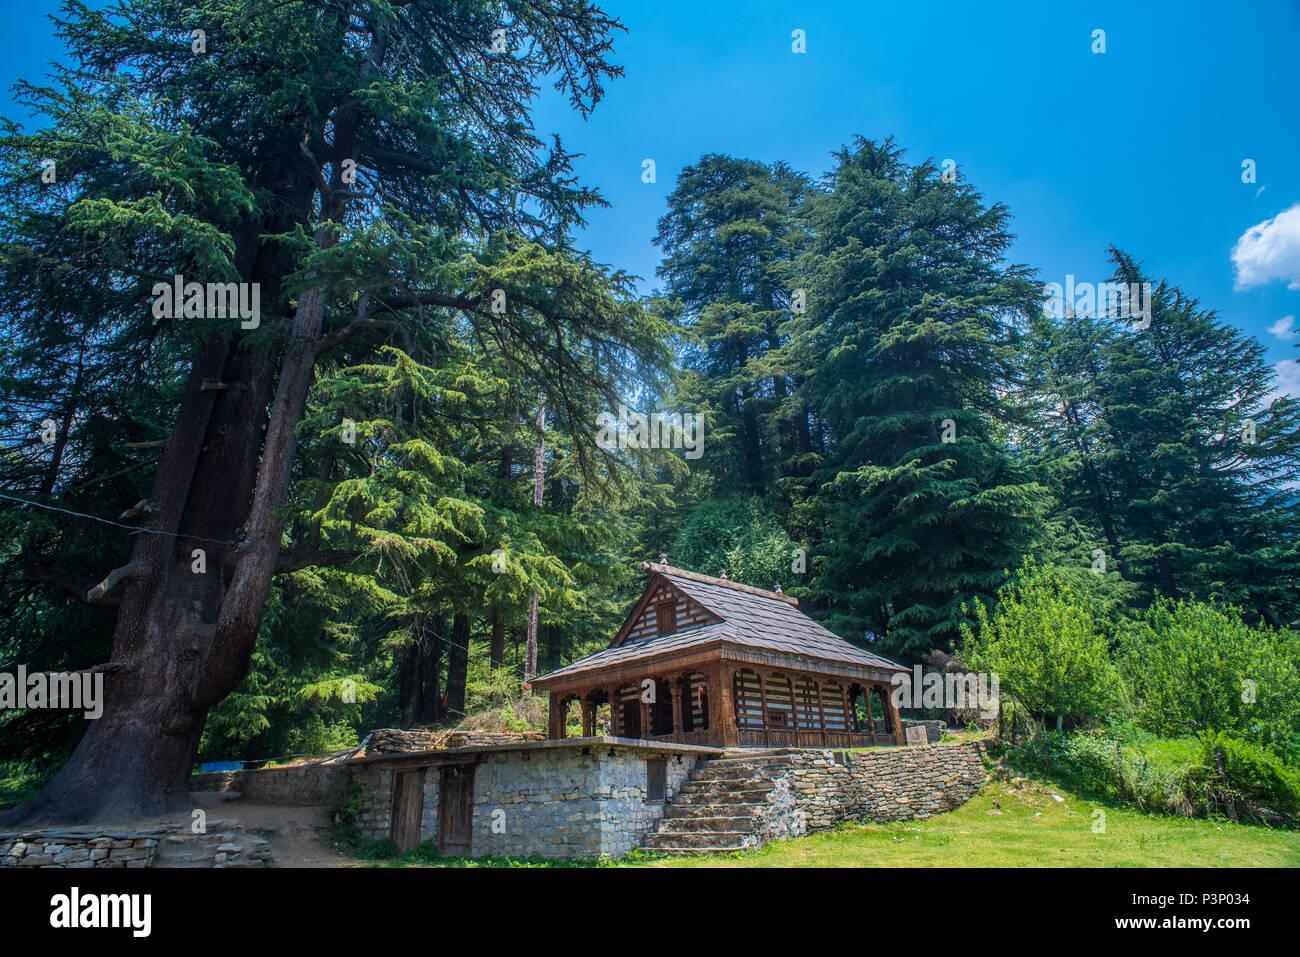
[641, 845, 747, 856]
[663, 801, 767, 819]
[672, 787, 775, 805]
[686, 769, 782, 787]
[643, 830, 751, 850]
[655, 815, 753, 832]
[706, 754, 800, 767]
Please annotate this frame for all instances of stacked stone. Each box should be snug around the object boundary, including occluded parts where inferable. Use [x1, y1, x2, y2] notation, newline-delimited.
[349, 765, 395, 841]
[364, 728, 444, 754]
[1, 823, 278, 869]
[768, 741, 986, 831]
[156, 828, 275, 868]
[1, 830, 162, 868]
[462, 747, 697, 859]
[190, 763, 347, 805]
[444, 730, 545, 749]
[902, 719, 946, 743]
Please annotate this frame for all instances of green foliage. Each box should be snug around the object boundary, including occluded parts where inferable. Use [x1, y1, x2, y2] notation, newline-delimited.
[1120, 598, 1300, 746]
[1022, 248, 1300, 626]
[993, 730, 1195, 814]
[793, 138, 1049, 655]
[669, 496, 798, 590]
[1190, 732, 1300, 816]
[962, 560, 1122, 724]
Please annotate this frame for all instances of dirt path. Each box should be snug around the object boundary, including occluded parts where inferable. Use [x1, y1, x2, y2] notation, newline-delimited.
[136, 794, 367, 867]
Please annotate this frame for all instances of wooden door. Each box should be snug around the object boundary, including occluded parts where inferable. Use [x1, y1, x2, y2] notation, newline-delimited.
[438, 764, 475, 855]
[389, 769, 426, 852]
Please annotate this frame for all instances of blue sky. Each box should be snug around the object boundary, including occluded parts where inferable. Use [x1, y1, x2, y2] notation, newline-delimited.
[5, 1, 1299, 391]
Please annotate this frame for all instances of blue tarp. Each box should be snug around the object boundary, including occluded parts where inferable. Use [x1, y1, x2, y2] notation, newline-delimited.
[199, 761, 243, 772]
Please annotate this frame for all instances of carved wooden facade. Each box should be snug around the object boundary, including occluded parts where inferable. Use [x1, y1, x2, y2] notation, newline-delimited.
[532, 563, 908, 749]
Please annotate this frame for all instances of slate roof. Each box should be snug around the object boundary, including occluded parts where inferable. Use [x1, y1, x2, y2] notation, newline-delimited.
[533, 564, 906, 685]
[535, 621, 733, 683]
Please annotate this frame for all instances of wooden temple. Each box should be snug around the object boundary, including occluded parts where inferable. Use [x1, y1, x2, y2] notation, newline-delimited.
[531, 562, 908, 749]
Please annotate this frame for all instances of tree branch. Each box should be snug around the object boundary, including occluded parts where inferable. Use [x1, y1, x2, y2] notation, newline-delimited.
[86, 561, 145, 602]
[273, 547, 360, 575]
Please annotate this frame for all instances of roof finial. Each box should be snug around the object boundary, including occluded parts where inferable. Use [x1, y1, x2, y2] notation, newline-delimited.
[774, 583, 782, 594]
[659, 553, 668, 566]
[719, 569, 728, 580]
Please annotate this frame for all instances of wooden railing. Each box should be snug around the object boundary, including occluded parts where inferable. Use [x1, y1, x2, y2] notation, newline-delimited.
[735, 729, 895, 749]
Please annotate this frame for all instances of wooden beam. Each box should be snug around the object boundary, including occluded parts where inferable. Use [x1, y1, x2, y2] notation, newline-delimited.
[887, 682, 906, 745]
[639, 690, 652, 741]
[715, 662, 737, 748]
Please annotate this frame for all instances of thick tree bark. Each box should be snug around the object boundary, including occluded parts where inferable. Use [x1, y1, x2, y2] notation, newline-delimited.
[398, 640, 421, 729]
[490, 611, 506, 669]
[525, 405, 544, 681]
[444, 613, 470, 721]
[2, 21, 371, 825]
[417, 617, 444, 726]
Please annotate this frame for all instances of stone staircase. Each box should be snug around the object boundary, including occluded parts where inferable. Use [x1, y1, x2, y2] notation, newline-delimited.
[641, 750, 798, 855]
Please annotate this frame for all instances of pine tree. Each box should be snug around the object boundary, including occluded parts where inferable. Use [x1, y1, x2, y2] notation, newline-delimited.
[792, 137, 1048, 656]
[652, 154, 813, 498]
[1023, 248, 1300, 625]
[0, 0, 666, 823]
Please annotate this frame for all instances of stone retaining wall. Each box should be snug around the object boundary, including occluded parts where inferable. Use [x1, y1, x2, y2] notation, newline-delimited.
[0, 824, 275, 869]
[0, 831, 160, 868]
[350, 740, 709, 859]
[760, 741, 986, 841]
[190, 762, 349, 805]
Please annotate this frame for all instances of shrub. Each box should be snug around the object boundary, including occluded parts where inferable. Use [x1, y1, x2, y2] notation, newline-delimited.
[961, 560, 1122, 728]
[1120, 599, 1300, 747]
[1187, 732, 1300, 819]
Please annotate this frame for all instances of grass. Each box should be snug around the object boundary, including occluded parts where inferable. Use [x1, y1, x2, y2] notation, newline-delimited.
[635, 776, 1300, 868]
[0, 760, 54, 814]
[365, 772, 1300, 868]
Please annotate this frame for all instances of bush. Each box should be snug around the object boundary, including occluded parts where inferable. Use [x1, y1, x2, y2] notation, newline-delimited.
[995, 728, 1300, 824]
[287, 714, 360, 755]
[1187, 733, 1300, 819]
[961, 560, 1123, 727]
[1120, 599, 1300, 747]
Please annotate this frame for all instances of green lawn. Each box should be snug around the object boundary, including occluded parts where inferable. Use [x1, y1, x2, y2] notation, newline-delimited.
[375, 774, 1300, 868]
[631, 777, 1300, 868]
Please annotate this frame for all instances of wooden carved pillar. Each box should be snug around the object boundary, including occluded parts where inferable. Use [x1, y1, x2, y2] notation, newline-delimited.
[758, 671, 770, 747]
[816, 682, 828, 746]
[581, 699, 595, 738]
[885, 682, 905, 745]
[670, 680, 684, 735]
[639, 685, 653, 741]
[714, 662, 737, 748]
[610, 689, 623, 737]
[548, 692, 562, 739]
[785, 670, 795, 738]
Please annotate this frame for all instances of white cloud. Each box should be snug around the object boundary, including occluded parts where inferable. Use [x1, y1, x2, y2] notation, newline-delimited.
[1268, 315, 1297, 340]
[1267, 358, 1300, 405]
[1232, 203, 1300, 290]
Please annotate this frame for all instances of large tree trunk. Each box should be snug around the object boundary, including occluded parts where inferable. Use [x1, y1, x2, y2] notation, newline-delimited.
[444, 613, 470, 721]
[525, 405, 544, 681]
[490, 611, 506, 670]
[417, 617, 444, 726]
[1, 41, 363, 822]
